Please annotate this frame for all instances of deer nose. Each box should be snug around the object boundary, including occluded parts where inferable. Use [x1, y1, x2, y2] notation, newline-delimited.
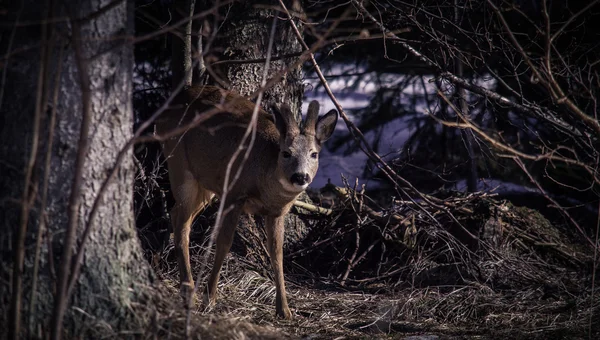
[290, 173, 310, 186]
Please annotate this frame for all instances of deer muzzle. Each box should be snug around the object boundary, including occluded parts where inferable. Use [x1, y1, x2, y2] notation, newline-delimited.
[290, 173, 310, 186]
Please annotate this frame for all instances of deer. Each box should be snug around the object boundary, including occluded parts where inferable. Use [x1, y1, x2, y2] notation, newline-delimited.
[155, 85, 338, 319]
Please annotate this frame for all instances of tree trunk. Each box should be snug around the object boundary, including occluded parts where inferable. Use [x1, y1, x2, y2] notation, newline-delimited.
[0, 0, 153, 338]
[171, 0, 196, 89]
[204, 0, 304, 116]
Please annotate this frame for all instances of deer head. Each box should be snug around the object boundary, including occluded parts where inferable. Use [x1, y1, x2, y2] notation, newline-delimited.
[272, 101, 338, 192]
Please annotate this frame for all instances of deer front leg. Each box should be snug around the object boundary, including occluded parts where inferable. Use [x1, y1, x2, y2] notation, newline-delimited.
[204, 201, 243, 307]
[171, 182, 213, 306]
[265, 215, 292, 319]
[171, 202, 195, 305]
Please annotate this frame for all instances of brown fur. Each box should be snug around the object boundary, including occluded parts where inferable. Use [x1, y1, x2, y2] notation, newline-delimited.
[156, 85, 338, 319]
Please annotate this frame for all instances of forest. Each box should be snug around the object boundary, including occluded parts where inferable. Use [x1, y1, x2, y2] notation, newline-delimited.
[1, 0, 599, 338]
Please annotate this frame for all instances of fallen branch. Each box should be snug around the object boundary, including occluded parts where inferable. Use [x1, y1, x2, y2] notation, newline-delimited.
[293, 200, 333, 215]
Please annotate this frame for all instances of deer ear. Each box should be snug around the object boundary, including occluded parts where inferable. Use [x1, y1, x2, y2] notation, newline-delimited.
[271, 104, 299, 138]
[315, 109, 338, 142]
[271, 104, 287, 136]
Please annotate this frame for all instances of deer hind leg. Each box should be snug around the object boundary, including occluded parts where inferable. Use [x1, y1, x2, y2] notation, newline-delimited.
[265, 215, 292, 319]
[204, 200, 243, 307]
[170, 170, 214, 304]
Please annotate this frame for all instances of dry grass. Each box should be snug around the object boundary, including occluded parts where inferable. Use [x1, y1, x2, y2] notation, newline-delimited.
[139, 249, 597, 339]
[134, 190, 599, 339]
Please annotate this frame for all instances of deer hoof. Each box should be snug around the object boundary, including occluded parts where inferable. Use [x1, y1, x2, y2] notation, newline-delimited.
[277, 306, 293, 320]
[202, 288, 217, 308]
[180, 281, 197, 307]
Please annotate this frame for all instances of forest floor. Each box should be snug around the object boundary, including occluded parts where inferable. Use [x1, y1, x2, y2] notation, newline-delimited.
[141, 189, 599, 339]
[147, 253, 596, 339]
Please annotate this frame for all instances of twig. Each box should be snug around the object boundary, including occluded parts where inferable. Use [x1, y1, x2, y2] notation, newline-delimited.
[79, 0, 123, 24]
[51, 18, 93, 340]
[0, 1, 23, 112]
[29, 38, 64, 336]
[288, 228, 355, 258]
[210, 52, 303, 66]
[430, 89, 600, 186]
[10, 2, 49, 338]
[486, 0, 600, 136]
[590, 200, 599, 337]
[340, 179, 365, 285]
[133, 1, 235, 46]
[293, 200, 333, 215]
[326, 183, 412, 226]
[513, 157, 596, 250]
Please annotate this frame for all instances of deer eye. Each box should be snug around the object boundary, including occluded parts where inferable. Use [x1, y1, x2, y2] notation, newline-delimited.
[311, 152, 318, 159]
[282, 151, 291, 158]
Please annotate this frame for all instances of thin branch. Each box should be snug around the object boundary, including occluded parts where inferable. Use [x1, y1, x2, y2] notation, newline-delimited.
[430, 89, 600, 186]
[133, 1, 235, 46]
[50, 18, 93, 340]
[0, 2, 24, 112]
[10, 1, 49, 338]
[352, 0, 586, 138]
[486, 0, 600, 135]
[293, 200, 333, 215]
[78, 0, 123, 23]
[210, 52, 304, 66]
[550, 1, 600, 44]
[188, 14, 280, 334]
[29, 37, 64, 337]
[513, 157, 596, 249]
[589, 200, 599, 336]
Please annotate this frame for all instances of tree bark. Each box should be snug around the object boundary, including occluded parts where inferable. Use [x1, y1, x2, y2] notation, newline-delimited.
[1, 0, 153, 338]
[171, 0, 196, 89]
[204, 0, 304, 116]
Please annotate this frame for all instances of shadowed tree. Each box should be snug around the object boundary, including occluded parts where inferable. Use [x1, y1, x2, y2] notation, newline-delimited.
[0, 0, 153, 337]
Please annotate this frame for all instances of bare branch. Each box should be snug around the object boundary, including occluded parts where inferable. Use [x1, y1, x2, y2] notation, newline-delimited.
[51, 18, 94, 340]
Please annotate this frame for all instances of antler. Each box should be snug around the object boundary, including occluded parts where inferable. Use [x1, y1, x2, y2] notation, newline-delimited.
[273, 103, 300, 137]
[303, 100, 320, 135]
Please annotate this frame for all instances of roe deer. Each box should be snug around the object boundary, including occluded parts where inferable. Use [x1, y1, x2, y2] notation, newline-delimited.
[156, 85, 338, 319]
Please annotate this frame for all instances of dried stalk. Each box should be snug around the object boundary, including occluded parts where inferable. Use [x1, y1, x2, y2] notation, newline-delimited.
[10, 2, 50, 338]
